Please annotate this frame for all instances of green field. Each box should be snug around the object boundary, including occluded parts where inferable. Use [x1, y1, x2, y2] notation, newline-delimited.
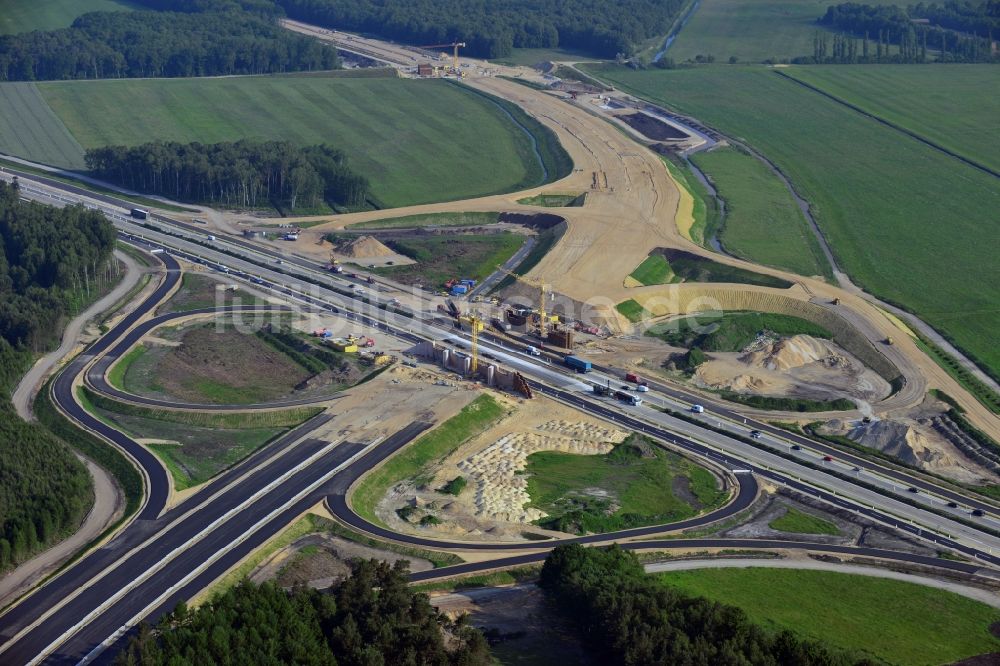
[493, 48, 600, 66]
[628, 249, 793, 289]
[527, 435, 727, 534]
[0, 75, 557, 208]
[616, 299, 647, 323]
[0, 0, 136, 35]
[586, 65, 1000, 380]
[646, 311, 833, 351]
[768, 507, 840, 535]
[783, 65, 1000, 175]
[347, 212, 499, 230]
[0, 84, 86, 169]
[516, 193, 585, 207]
[373, 233, 524, 288]
[659, 568, 1000, 665]
[666, 0, 896, 63]
[351, 394, 508, 525]
[691, 147, 832, 279]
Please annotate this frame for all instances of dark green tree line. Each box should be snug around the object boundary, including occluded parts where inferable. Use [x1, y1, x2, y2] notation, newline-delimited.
[85, 141, 369, 210]
[274, 0, 687, 59]
[0, 180, 118, 572]
[539, 544, 878, 666]
[116, 560, 491, 665]
[0, 1, 338, 81]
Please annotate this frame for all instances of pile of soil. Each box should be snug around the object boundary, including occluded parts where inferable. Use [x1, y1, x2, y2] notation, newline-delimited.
[821, 418, 998, 484]
[619, 112, 688, 141]
[740, 335, 848, 373]
[335, 235, 394, 258]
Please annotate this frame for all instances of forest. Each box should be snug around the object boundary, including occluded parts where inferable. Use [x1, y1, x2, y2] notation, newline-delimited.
[85, 141, 370, 210]
[812, 1, 1000, 62]
[0, 180, 118, 572]
[539, 544, 875, 666]
[0, 0, 339, 81]
[114, 560, 491, 665]
[274, 0, 687, 58]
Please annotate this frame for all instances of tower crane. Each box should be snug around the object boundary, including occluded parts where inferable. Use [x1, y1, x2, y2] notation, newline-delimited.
[417, 41, 466, 72]
[496, 267, 552, 338]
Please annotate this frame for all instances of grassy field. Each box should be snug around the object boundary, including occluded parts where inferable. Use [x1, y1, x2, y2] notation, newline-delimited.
[0, 75, 556, 208]
[119, 323, 314, 405]
[659, 568, 1000, 665]
[666, 0, 896, 63]
[661, 156, 721, 246]
[78, 388, 318, 490]
[374, 233, 524, 288]
[691, 147, 832, 279]
[646, 311, 833, 351]
[526, 434, 727, 534]
[616, 299, 647, 323]
[586, 65, 1000, 380]
[0, 0, 136, 34]
[351, 394, 508, 525]
[493, 48, 600, 66]
[783, 65, 1000, 175]
[629, 249, 793, 289]
[346, 212, 499, 230]
[155, 273, 267, 315]
[768, 507, 841, 535]
[0, 84, 86, 169]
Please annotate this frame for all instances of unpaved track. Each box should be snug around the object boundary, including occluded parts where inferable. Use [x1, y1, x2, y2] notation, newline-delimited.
[1, 249, 146, 608]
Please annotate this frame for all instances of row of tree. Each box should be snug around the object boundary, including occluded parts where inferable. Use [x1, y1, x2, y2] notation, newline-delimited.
[0, 180, 119, 572]
[85, 141, 370, 210]
[539, 544, 876, 665]
[814, 2, 999, 63]
[115, 560, 491, 665]
[0, 2, 339, 81]
[274, 0, 687, 59]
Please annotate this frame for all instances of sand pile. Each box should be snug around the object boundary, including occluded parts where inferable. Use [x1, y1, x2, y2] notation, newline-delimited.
[740, 335, 846, 372]
[822, 418, 997, 484]
[335, 235, 394, 258]
[458, 422, 628, 523]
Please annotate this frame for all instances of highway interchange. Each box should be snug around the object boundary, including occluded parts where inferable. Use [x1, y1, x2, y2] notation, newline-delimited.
[1, 168, 999, 663]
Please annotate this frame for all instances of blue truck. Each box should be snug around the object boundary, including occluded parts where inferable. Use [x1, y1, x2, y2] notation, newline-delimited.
[564, 355, 592, 373]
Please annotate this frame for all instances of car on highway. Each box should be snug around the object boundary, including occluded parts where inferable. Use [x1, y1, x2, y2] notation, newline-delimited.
[822, 455, 833, 462]
[853, 466, 861, 472]
[907, 487, 919, 493]
[691, 404, 705, 413]
[636, 385, 649, 392]
[972, 509, 985, 517]
[947, 501, 959, 508]
[791, 444, 802, 451]
[749, 430, 762, 439]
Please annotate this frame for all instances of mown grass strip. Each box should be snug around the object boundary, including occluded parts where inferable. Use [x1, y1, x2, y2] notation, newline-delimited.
[768, 507, 840, 535]
[351, 394, 508, 526]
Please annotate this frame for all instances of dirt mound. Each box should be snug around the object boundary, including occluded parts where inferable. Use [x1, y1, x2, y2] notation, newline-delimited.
[335, 235, 394, 258]
[822, 418, 998, 484]
[740, 335, 846, 373]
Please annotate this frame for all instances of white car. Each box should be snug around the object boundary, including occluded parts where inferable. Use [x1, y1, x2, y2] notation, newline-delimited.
[691, 404, 705, 413]
[636, 385, 649, 393]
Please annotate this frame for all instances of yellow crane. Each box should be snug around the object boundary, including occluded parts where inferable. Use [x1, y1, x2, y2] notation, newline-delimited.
[496, 267, 551, 338]
[468, 312, 482, 374]
[418, 41, 466, 72]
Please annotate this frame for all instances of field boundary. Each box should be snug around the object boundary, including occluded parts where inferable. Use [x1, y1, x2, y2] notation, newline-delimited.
[775, 70, 1000, 180]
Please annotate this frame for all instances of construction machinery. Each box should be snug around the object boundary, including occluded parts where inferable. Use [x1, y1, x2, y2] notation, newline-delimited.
[496, 266, 552, 338]
[417, 41, 466, 72]
[465, 313, 484, 373]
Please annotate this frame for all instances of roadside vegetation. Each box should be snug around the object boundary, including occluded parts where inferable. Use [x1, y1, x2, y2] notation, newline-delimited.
[156, 273, 266, 315]
[346, 212, 499, 231]
[628, 248, 793, 288]
[768, 507, 841, 535]
[661, 156, 722, 247]
[80, 388, 322, 490]
[691, 146, 832, 279]
[0, 76, 558, 208]
[586, 65, 1000, 381]
[526, 434, 727, 534]
[351, 394, 508, 526]
[516, 193, 586, 207]
[659, 567, 1000, 665]
[718, 391, 855, 413]
[373, 233, 524, 288]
